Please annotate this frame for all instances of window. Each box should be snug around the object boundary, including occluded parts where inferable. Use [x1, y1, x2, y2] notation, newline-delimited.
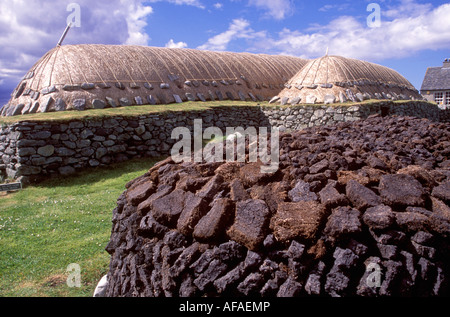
[446, 92, 450, 105]
[435, 92, 444, 104]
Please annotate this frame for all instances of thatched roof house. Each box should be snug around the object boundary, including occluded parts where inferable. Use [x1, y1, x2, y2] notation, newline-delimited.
[1, 45, 307, 117]
[272, 55, 422, 105]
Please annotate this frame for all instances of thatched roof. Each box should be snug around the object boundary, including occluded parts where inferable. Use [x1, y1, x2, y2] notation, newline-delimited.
[273, 55, 422, 105]
[1, 45, 307, 117]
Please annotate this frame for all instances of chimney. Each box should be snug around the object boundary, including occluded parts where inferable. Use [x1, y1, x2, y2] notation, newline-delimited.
[444, 58, 450, 68]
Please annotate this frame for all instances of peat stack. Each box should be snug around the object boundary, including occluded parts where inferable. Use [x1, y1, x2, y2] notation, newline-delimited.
[104, 115, 450, 297]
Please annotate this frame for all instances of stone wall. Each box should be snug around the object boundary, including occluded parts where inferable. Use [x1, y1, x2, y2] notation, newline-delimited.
[0, 101, 448, 183]
[261, 100, 449, 131]
[0, 106, 267, 183]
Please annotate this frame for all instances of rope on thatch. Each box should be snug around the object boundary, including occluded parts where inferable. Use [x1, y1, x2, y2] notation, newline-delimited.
[269, 55, 295, 81]
[65, 45, 90, 84]
[191, 49, 219, 80]
[312, 56, 324, 85]
[298, 58, 313, 85]
[240, 53, 271, 85]
[32, 49, 54, 91]
[133, 47, 165, 83]
[125, 46, 152, 83]
[163, 48, 193, 81]
[221, 51, 247, 81]
[60, 46, 75, 86]
[333, 57, 352, 84]
[109, 45, 137, 86]
[48, 45, 62, 87]
[94, 45, 123, 84]
[209, 51, 237, 80]
[256, 54, 281, 82]
[78, 45, 109, 86]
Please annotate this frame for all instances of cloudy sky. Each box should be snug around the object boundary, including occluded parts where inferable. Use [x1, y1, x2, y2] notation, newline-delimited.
[1, 0, 449, 106]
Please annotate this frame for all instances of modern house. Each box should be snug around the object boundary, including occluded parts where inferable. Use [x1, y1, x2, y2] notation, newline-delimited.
[421, 58, 450, 107]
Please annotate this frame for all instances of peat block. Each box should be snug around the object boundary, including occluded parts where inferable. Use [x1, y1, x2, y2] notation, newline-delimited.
[105, 115, 450, 297]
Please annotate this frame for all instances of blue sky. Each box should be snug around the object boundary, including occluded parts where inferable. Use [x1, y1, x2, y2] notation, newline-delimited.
[1, 0, 449, 106]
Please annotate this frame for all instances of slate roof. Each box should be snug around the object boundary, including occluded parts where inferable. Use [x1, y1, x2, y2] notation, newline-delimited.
[420, 65, 450, 91]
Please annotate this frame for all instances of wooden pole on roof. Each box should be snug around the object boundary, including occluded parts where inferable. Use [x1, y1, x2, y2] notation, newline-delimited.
[57, 23, 72, 47]
[325, 47, 329, 84]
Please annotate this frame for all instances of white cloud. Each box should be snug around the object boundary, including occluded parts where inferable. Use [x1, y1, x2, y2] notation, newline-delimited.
[318, 4, 334, 12]
[148, 0, 205, 9]
[384, 0, 433, 18]
[0, 0, 153, 91]
[318, 3, 349, 12]
[123, 1, 154, 46]
[247, 0, 294, 20]
[165, 39, 188, 48]
[268, 2, 450, 61]
[198, 19, 250, 51]
[214, 3, 223, 9]
[197, 18, 266, 51]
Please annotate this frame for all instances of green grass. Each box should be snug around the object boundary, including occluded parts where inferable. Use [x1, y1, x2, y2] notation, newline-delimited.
[0, 101, 264, 124]
[0, 157, 162, 297]
[1, 99, 434, 126]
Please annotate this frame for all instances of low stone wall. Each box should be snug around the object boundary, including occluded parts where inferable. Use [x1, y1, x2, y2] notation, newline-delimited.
[0, 106, 267, 183]
[0, 101, 448, 183]
[262, 100, 449, 131]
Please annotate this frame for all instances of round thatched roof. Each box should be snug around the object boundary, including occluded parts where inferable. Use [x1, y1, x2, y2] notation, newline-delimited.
[272, 55, 422, 105]
[1, 45, 307, 117]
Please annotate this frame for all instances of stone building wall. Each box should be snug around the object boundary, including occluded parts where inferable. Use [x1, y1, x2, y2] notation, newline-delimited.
[0, 101, 448, 184]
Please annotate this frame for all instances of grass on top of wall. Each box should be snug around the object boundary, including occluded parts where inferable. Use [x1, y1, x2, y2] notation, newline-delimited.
[0, 156, 162, 297]
[0, 101, 263, 125]
[0, 99, 435, 126]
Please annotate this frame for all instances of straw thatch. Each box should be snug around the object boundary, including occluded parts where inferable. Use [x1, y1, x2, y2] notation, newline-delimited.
[273, 55, 422, 105]
[1, 45, 307, 117]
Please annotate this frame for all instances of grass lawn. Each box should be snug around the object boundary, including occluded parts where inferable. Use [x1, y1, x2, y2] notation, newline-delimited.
[0, 157, 162, 297]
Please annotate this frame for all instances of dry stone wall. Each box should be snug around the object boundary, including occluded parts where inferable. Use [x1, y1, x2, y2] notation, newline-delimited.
[0, 101, 448, 183]
[262, 101, 449, 131]
[0, 106, 267, 183]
